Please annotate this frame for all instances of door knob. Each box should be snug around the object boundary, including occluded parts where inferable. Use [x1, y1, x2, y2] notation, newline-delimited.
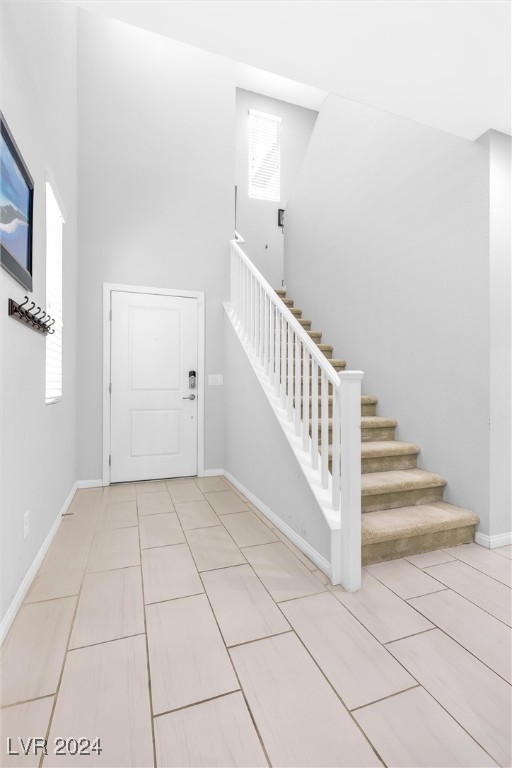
[183, 394, 196, 400]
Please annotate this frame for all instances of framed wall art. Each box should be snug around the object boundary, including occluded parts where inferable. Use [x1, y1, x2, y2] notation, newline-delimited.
[0, 112, 34, 291]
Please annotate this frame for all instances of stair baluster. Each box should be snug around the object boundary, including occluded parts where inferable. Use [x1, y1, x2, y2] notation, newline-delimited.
[227, 238, 364, 589]
[294, 335, 301, 435]
[280, 309, 286, 407]
[302, 348, 310, 452]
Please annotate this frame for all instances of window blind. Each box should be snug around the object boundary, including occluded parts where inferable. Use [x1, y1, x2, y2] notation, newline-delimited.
[45, 181, 64, 404]
[248, 109, 281, 202]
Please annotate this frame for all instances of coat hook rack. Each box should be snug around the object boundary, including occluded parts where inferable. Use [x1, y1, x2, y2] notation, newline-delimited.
[8, 296, 55, 336]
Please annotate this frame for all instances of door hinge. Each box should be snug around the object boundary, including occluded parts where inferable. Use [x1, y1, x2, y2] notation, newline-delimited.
[109, 455, 111, 466]
[109, 382, 112, 394]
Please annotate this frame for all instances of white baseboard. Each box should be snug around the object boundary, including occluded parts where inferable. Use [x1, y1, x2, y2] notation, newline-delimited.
[1, 481, 78, 645]
[61, 480, 80, 515]
[77, 479, 104, 489]
[475, 531, 512, 549]
[223, 469, 331, 578]
[81, 475, 224, 484]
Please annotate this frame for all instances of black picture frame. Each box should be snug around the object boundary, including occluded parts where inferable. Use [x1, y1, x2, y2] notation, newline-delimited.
[0, 112, 34, 292]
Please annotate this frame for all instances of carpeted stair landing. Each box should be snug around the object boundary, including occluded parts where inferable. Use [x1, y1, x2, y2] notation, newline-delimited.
[275, 288, 479, 565]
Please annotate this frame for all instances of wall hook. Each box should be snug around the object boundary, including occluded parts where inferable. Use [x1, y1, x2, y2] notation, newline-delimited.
[8, 298, 54, 336]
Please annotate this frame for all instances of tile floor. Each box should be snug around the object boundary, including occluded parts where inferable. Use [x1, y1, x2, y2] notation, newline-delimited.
[1, 476, 511, 767]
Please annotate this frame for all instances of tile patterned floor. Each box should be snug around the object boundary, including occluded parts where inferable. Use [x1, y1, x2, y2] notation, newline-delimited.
[0, 476, 511, 767]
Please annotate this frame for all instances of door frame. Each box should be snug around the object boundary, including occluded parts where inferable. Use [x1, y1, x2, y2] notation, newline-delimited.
[102, 282, 205, 486]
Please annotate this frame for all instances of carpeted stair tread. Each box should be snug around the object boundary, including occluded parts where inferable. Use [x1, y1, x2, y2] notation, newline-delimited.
[362, 416, 397, 429]
[302, 395, 376, 414]
[362, 417, 396, 441]
[361, 468, 447, 497]
[301, 395, 377, 404]
[327, 358, 346, 369]
[330, 440, 418, 459]
[309, 352, 340, 364]
[315, 417, 397, 447]
[361, 441, 420, 458]
[360, 440, 421, 473]
[362, 502, 479, 544]
[273, 286, 479, 563]
[314, 415, 394, 431]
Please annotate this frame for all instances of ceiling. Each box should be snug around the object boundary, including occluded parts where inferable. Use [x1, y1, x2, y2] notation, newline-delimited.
[72, 0, 511, 140]
[236, 64, 327, 112]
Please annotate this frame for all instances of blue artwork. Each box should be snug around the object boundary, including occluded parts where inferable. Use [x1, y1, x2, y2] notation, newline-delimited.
[0, 114, 33, 290]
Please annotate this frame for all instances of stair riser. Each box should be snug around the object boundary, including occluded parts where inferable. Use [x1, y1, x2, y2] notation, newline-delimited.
[362, 454, 418, 474]
[362, 485, 445, 513]
[362, 426, 396, 442]
[273, 287, 479, 566]
[362, 525, 477, 565]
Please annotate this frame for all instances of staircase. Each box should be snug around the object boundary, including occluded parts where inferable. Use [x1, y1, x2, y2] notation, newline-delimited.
[275, 287, 480, 565]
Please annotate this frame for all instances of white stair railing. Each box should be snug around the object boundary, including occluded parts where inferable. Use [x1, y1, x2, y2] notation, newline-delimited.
[228, 238, 363, 589]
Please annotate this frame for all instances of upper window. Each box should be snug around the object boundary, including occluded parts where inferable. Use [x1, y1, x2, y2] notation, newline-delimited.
[45, 178, 64, 405]
[248, 109, 281, 202]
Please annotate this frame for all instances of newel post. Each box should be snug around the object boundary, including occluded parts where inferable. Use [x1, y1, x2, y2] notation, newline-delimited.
[338, 370, 364, 591]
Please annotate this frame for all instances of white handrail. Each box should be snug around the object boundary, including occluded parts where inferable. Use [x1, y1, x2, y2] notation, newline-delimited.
[228, 238, 363, 589]
[231, 240, 340, 386]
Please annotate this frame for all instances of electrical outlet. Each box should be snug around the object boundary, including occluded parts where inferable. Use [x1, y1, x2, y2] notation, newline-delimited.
[24, 510, 30, 540]
[208, 374, 224, 386]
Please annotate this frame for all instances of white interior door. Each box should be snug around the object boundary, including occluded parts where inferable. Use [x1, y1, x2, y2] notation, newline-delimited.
[110, 291, 198, 482]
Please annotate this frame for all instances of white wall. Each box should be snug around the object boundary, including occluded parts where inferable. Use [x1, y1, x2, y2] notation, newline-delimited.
[1, 2, 78, 619]
[235, 89, 317, 287]
[223, 312, 330, 560]
[285, 94, 492, 533]
[478, 130, 512, 540]
[77, 11, 235, 480]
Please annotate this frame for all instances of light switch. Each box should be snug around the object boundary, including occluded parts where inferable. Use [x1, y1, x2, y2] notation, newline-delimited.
[208, 374, 224, 386]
